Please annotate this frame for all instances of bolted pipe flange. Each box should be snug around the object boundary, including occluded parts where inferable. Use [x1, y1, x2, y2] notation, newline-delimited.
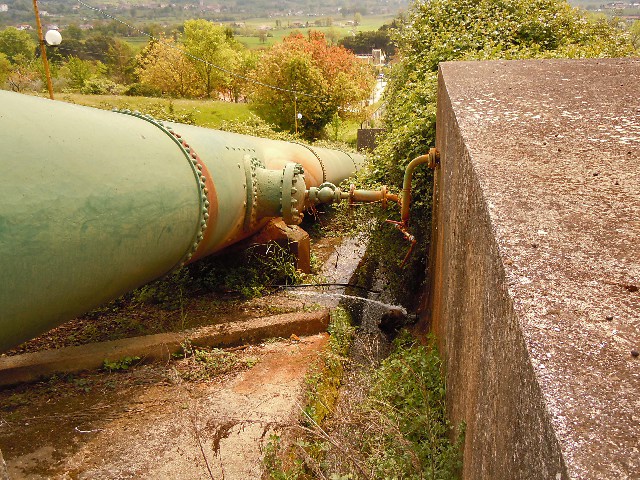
[243, 155, 263, 231]
[114, 109, 213, 270]
[280, 163, 306, 225]
[241, 159, 306, 228]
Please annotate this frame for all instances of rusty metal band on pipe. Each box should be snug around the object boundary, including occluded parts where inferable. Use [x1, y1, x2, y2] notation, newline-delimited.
[114, 109, 218, 267]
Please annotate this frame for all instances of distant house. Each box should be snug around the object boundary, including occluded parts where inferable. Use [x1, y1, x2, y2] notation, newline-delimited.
[372, 49, 386, 66]
[0, 4, 8, 13]
[16, 24, 33, 31]
[356, 50, 387, 66]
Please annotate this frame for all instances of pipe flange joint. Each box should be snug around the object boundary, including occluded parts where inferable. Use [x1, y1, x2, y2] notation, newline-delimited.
[114, 109, 210, 271]
[243, 155, 263, 231]
[281, 163, 306, 225]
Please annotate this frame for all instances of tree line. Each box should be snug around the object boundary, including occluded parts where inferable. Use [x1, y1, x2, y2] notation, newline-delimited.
[0, 20, 377, 140]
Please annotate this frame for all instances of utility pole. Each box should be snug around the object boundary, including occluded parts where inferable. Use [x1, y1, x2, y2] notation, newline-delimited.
[32, 0, 54, 100]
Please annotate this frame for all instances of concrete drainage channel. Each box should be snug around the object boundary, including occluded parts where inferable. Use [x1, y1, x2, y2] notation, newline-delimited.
[0, 236, 394, 480]
[0, 310, 331, 388]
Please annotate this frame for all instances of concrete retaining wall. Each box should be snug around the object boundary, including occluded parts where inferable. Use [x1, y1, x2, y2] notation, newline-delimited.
[424, 59, 639, 479]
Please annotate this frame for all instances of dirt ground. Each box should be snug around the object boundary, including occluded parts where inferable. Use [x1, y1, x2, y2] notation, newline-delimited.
[0, 334, 328, 479]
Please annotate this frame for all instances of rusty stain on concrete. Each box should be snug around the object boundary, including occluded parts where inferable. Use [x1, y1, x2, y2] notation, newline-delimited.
[1, 335, 328, 479]
[428, 59, 639, 479]
[0, 310, 329, 387]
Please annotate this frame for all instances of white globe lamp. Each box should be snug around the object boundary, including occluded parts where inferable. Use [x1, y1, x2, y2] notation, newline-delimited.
[44, 30, 62, 46]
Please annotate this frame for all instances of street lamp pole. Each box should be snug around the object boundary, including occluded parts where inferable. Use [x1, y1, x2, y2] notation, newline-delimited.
[294, 93, 298, 135]
[32, 0, 54, 100]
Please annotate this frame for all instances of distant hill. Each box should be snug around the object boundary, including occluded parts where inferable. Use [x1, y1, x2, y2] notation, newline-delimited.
[0, 0, 410, 28]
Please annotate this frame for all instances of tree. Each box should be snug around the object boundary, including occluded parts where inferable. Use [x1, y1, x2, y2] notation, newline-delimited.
[225, 49, 258, 103]
[250, 31, 375, 140]
[0, 27, 36, 64]
[325, 27, 340, 45]
[83, 34, 117, 63]
[64, 24, 84, 41]
[0, 52, 11, 86]
[136, 38, 199, 97]
[6, 61, 40, 92]
[379, 0, 636, 185]
[339, 28, 394, 56]
[106, 39, 136, 84]
[62, 56, 93, 90]
[183, 19, 237, 98]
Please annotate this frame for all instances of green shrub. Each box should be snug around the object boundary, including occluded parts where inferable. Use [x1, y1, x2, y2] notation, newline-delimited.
[124, 82, 162, 97]
[132, 241, 303, 309]
[362, 332, 463, 479]
[81, 77, 126, 95]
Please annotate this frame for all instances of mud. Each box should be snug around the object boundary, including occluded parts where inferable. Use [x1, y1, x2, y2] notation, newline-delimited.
[0, 335, 327, 479]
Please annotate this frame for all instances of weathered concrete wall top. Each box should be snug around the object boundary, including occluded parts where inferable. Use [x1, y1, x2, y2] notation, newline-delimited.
[430, 58, 639, 479]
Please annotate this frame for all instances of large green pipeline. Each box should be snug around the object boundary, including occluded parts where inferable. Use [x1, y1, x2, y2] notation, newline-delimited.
[0, 91, 365, 353]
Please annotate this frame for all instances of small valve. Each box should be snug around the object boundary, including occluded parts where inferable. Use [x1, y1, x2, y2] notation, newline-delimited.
[307, 182, 344, 205]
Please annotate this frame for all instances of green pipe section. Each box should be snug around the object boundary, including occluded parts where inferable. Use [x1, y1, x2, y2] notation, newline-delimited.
[0, 91, 365, 353]
[0, 92, 202, 352]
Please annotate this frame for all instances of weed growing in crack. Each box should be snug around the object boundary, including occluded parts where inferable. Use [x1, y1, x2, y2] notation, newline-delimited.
[172, 340, 258, 382]
[102, 356, 141, 372]
[304, 308, 355, 426]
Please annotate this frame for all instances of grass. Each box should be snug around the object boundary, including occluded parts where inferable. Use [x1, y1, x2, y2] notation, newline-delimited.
[264, 330, 464, 480]
[303, 308, 355, 425]
[54, 92, 362, 144]
[122, 36, 152, 52]
[57, 93, 254, 128]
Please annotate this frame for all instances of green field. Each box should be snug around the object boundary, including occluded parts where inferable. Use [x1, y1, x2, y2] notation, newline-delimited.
[54, 93, 362, 144]
[123, 36, 152, 52]
[121, 14, 396, 51]
[57, 93, 254, 129]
